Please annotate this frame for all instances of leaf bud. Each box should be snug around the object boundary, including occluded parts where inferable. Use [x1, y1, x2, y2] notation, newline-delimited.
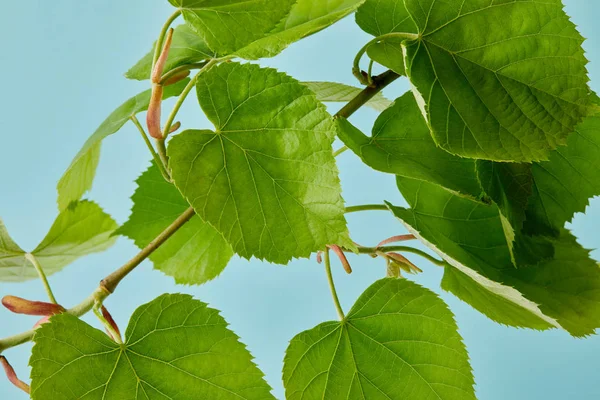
[2, 295, 65, 316]
[0, 356, 30, 394]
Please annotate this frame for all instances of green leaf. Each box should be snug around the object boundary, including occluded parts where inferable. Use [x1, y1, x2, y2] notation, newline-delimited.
[169, 0, 296, 55]
[524, 112, 600, 236]
[337, 92, 482, 198]
[235, 0, 367, 59]
[283, 278, 475, 400]
[125, 24, 214, 81]
[30, 293, 275, 399]
[117, 163, 234, 285]
[355, 0, 418, 75]
[0, 201, 117, 282]
[169, 62, 353, 264]
[400, 0, 591, 161]
[302, 81, 392, 112]
[476, 160, 532, 233]
[441, 266, 553, 330]
[56, 80, 189, 210]
[390, 176, 600, 336]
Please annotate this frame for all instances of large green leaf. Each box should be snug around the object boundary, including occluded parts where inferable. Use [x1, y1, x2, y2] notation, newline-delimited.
[236, 0, 366, 59]
[283, 278, 475, 400]
[302, 81, 392, 112]
[390, 176, 600, 336]
[117, 163, 234, 285]
[0, 201, 117, 282]
[355, 0, 418, 75]
[524, 112, 600, 236]
[374, 0, 591, 162]
[125, 24, 214, 81]
[30, 294, 275, 399]
[337, 92, 482, 198]
[169, 62, 353, 263]
[168, 0, 296, 55]
[57, 81, 189, 210]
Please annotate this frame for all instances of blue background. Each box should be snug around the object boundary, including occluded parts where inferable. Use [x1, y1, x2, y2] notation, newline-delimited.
[0, 1, 599, 398]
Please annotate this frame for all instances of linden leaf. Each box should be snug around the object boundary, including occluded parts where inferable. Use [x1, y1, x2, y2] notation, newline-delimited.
[283, 278, 476, 400]
[57, 80, 189, 210]
[125, 24, 214, 81]
[169, 63, 353, 263]
[117, 163, 234, 285]
[302, 81, 392, 112]
[235, 0, 366, 59]
[390, 176, 600, 336]
[30, 294, 275, 399]
[0, 201, 117, 282]
[337, 92, 482, 198]
[168, 0, 296, 55]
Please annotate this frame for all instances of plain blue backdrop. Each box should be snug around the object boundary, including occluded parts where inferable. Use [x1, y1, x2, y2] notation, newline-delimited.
[0, 1, 599, 399]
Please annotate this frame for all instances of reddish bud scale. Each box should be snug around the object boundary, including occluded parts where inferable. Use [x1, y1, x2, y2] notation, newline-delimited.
[386, 253, 422, 274]
[2, 295, 65, 316]
[101, 306, 121, 340]
[33, 315, 51, 329]
[0, 356, 30, 394]
[169, 121, 182, 134]
[327, 245, 352, 274]
[152, 28, 174, 84]
[146, 84, 164, 139]
[163, 70, 191, 86]
[376, 234, 416, 248]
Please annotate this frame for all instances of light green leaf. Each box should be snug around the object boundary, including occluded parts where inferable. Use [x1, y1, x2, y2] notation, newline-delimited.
[125, 24, 214, 81]
[30, 293, 275, 399]
[525, 112, 600, 236]
[476, 160, 532, 233]
[283, 278, 475, 400]
[168, 0, 296, 55]
[169, 62, 353, 264]
[355, 0, 418, 75]
[401, 0, 591, 161]
[57, 80, 189, 211]
[0, 201, 117, 282]
[117, 163, 234, 285]
[302, 81, 392, 112]
[337, 92, 482, 198]
[390, 176, 600, 336]
[236, 0, 366, 59]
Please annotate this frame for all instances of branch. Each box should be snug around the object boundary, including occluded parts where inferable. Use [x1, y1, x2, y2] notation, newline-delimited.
[356, 245, 446, 267]
[334, 70, 400, 119]
[0, 207, 196, 354]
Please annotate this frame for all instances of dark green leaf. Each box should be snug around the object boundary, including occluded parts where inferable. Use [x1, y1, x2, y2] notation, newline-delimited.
[169, 62, 353, 264]
[57, 80, 189, 210]
[117, 163, 234, 285]
[337, 92, 482, 198]
[30, 294, 275, 399]
[283, 278, 475, 399]
[125, 24, 214, 81]
[0, 201, 117, 282]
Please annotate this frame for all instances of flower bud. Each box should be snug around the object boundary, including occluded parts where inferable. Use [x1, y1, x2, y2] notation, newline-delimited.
[0, 356, 30, 394]
[2, 296, 65, 316]
[162, 70, 191, 86]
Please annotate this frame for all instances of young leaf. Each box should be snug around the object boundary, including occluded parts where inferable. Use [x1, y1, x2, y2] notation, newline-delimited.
[125, 24, 214, 81]
[379, 0, 591, 162]
[168, 0, 296, 55]
[390, 176, 600, 336]
[524, 112, 600, 236]
[57, 80, 189, 210]
[117, 163, 234, 285]
[0, 201, 117, 282]
[302, 81, 392, 112]
[30, 294, 275, 399]
[169, 62, 353, 264]
[337, 92, 482, 198]
[283, 278, 475, 399]
[235, 0, 367, 60]
[355, 0, 418, 75]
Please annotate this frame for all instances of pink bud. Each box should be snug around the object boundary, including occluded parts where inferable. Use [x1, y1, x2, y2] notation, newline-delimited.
[152, 28, 174, 84]
[376, 234, 416, 248]
[169, 121, 182, 134]
[327, 245, 352, 274]
[0, 356, 30, 394]
[33, 316, 52, 329]
[163, 70, 191, 86]
[316, 251, 323, 264]
[2, 296, 65, 316]
[386, 253, 422, 274]
[146, 84, 164, 139]
[101, 306, 121, 341]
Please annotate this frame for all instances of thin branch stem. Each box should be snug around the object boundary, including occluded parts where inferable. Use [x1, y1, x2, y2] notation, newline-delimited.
[345, 204, 389, 213]
[324, 249, 345, 321]
[357, 245, 445, 267]
[333, 146, 349, 157]
[131, 116, 171, 181]
[0, 207, 196, 354]
[162, 58, 221, 139]
[24, 253, 57, 304]
[335, 70, 400, 119]
[155, 139, 170, 173]
[152, 9, 182, 73]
